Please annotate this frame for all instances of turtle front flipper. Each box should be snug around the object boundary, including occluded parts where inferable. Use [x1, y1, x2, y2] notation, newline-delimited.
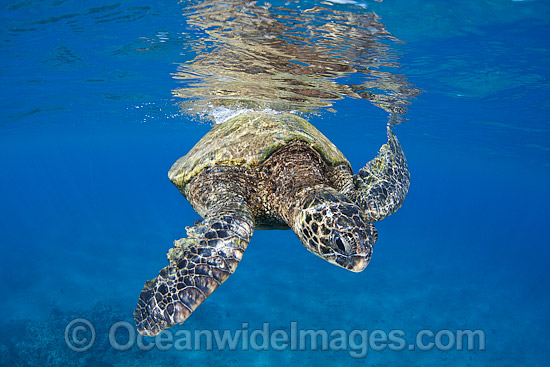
[347, 127, 410, 222]
[134, 208, 254, 337]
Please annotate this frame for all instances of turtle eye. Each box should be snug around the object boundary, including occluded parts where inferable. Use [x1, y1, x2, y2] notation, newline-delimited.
[332, 233, 347, 253]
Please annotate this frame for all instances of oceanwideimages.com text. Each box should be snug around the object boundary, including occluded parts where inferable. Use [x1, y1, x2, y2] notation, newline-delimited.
[65, 318, 486, 358]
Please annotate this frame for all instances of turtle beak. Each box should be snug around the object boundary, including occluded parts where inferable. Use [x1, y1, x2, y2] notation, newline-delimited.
[335, 250, 371, 272]
[349, 254, 370, 272]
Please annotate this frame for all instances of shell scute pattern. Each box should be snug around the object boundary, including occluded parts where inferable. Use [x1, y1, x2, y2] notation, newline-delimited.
[168, 112, 350, 195]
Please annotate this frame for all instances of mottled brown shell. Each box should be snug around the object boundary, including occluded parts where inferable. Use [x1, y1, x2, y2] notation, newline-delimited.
[168, 112, 350, 193]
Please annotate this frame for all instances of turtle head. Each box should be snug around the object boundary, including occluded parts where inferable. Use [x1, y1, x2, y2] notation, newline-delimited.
[292, 187, 377, 272]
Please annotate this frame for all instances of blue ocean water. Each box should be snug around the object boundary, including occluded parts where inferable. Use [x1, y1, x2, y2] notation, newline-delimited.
[1, 0, 549, 366]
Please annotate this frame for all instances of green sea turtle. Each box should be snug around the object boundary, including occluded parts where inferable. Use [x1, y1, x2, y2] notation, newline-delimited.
[134, 111, 410, 336]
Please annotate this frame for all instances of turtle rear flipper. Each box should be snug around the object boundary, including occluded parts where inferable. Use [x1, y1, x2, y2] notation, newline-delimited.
[134, 212, 253, 337]
[348, 127, 410, 222]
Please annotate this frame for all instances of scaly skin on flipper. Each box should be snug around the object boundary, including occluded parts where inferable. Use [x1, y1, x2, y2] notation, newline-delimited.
[134, 204, 254, 337]
[344, 127, 410, 223]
